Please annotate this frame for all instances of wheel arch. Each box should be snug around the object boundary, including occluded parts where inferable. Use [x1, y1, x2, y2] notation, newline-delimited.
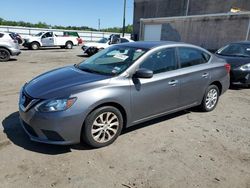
[80, 101, 128, 140]
[65, 40, 73, 45]
[86, 102, 127, 128]
[0, 47, 11, 55]
[209, 81, 222, 95]
[31, 41, 41, 46]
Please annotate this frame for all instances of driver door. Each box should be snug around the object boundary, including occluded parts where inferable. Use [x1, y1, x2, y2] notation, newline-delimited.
[130, 47, 180, 123]
[41, 32, 54, 46]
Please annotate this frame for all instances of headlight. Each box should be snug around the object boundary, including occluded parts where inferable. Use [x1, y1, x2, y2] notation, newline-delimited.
[35, 98, 77, 112]
[240, 63, 250, 71]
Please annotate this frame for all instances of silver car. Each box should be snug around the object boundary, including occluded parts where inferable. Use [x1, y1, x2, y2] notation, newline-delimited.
[0, 32, 21, 62]
[19, 41, 230, 148]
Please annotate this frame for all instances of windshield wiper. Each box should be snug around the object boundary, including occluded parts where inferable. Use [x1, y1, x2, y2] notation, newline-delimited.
[77, 66, 112, 76]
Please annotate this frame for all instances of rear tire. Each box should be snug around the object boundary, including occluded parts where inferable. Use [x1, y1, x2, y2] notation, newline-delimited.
[82, 106, 123, 148]
[65, 41, 73, 49]
[0, 48, 10, 62]
[200, 85, 220, 112]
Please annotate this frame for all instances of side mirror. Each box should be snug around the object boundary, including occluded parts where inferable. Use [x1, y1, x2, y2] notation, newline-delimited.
[134, 68, 153, 79]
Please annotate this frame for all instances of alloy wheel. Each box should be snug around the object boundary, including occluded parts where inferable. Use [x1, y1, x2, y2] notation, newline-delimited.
[91, 112, 119, 143]
[0, 51, 8, 59]
[205, 88, 218, 110]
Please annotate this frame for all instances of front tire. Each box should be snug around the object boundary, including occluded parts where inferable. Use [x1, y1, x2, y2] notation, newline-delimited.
[0, 48, 10, 62]
[82, 106, 123, 148]
[30, 42, 40, 50]
[200, 85, 220, 112]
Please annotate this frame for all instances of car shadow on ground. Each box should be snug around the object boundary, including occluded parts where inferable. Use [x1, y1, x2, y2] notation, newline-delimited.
[229, 84, 249, 90]
[21, 47, 63, 51]
[2, 110, 190, 155]
[4, 58, 17, 62]
[122, 110, 190, 135]
[77, 54, 89, 58]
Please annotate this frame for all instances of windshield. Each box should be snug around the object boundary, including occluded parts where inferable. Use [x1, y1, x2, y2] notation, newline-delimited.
[35, 32, 44, 37]
[98, 38, 108, 43]
[77, 45, 147, 76]
[216, 43, 250, 57]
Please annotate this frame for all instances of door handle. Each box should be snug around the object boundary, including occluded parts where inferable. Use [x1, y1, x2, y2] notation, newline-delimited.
[202, 73, 209, 78]
[168, 80, 178, 86]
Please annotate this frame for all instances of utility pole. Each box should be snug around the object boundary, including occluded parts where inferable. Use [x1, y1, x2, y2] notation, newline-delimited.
[122, 0, 126, 37]
[98, 19, 100, 31]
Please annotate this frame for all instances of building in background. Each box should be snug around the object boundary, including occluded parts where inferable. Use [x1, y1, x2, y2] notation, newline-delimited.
[133, 0, 250, 50]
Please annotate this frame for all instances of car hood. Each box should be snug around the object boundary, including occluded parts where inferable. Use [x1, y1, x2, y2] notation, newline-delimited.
[215, 54, 250, 68]
[24, 66, 111, 99]
[24, 36, 40, 41]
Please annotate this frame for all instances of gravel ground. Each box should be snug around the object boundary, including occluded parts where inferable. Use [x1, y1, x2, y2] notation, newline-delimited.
[0, 46, 250, 188]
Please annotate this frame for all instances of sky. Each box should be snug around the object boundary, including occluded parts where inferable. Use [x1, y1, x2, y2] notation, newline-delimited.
[0, 0, 134, 29]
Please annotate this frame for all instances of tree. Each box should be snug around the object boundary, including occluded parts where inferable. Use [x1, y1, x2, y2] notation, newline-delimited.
[0, 17, 133, 33]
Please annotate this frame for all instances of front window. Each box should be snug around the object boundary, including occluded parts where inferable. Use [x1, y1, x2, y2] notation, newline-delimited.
[35, 32, 44, 37]
[77, 45, 147, 76]
[42, 32, 53, 38]
[216, 43, 250, 57]
[140, 48, 178, 74]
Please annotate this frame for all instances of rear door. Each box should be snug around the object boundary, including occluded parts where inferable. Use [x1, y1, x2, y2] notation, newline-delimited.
[131, 47, 180, 122]
[177, 47, 211, 107]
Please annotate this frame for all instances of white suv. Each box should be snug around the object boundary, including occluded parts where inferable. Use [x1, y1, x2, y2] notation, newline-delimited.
[0, 32, 21, 62]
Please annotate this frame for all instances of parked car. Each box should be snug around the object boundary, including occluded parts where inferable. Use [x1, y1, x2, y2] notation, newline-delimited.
[215, 41, 250, 87]
[82, 35, 134, 56]
[19, 41, 230, 148]
[0, 32, 21, 62]
[23, 31, 78, 50]
[9, 32, 24, 44]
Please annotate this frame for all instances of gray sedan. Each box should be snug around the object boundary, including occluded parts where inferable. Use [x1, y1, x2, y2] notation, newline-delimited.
[19, 41, 230, 148]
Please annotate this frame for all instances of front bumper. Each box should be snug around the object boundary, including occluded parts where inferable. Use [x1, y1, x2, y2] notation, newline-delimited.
[19, 103, 84, 145]
[23, 41, 30, 48]
[231, 69, 250, 84]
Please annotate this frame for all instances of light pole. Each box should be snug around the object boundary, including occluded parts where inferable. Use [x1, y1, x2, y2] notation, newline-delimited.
[98, 18, 100, 31]
[185, 0, 190, 16]
[122, 0, 126, 37]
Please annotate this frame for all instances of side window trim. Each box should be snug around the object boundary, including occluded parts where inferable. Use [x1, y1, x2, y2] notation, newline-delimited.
[176, 47, 211, 69]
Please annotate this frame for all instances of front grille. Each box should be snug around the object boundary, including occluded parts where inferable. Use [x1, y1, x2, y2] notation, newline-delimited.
[23, 91, 33, 108]
[20, 90, 40, 111]
[22, 121, 38, 137]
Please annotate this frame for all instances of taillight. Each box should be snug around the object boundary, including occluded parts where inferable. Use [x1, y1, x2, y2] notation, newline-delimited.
[224, 63, 231, 74]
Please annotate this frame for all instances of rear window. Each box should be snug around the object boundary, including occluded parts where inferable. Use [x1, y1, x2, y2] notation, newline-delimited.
[178, 47, 211, 68]
[120, 38, 129, 43]
[0, 33, 4, 38]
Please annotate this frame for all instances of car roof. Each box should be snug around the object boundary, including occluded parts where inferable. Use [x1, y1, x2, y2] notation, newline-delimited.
[118, 41, 184, 49]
